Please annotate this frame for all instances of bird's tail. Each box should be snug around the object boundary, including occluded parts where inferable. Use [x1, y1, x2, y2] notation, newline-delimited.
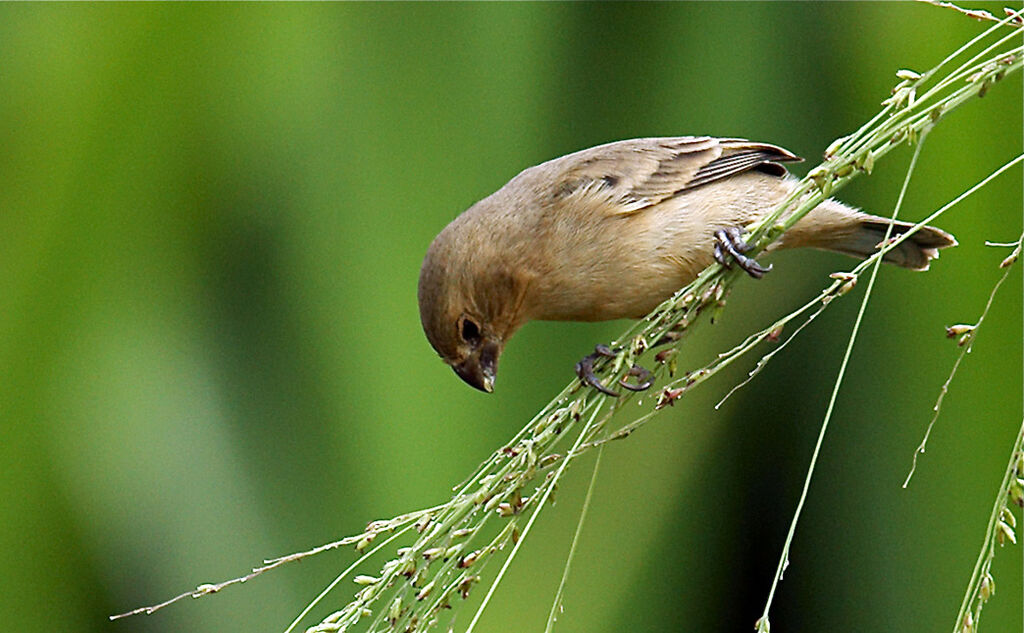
[780, 198, 957, 270]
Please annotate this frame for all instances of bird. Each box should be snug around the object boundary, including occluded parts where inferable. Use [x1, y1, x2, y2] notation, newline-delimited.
[417, 136, 956, 393]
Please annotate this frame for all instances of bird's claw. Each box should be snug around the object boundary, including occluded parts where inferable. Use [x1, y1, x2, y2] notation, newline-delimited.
[575, 345, 654, 397]
[619, 365, 654, 392]
[575, 345, 620, 396]
[713, 227, 772, 279]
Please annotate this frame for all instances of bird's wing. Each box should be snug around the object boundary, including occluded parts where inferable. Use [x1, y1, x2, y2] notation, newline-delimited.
[546, 136, 802, 216]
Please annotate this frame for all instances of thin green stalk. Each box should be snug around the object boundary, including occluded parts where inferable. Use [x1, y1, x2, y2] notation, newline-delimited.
[544, 442, 605, 633]
[285, 524, 418, 633]
[756, 128, 931, 632]
[904, 230, 1024, 488]
[952, 418, 1024, 633]
[463, 400, 605, 633]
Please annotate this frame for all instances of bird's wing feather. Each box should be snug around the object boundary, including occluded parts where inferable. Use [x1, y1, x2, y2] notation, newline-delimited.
[545, 137, 802, 216]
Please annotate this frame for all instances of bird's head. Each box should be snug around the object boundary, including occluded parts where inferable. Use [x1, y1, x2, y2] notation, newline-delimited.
[417, 208, 532, 393]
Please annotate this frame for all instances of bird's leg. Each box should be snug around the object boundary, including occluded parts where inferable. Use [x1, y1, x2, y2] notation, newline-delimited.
[713, 227, 772, 279]
[575, 344, 655, 397]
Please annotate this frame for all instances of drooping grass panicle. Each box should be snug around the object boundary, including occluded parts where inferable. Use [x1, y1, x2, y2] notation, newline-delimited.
[903, 230, 1024, 488]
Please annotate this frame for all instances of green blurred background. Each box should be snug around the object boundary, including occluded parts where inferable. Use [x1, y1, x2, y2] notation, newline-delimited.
[1, 3, 1021, 632]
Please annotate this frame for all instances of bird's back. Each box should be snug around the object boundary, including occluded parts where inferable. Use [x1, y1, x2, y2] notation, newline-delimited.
[512, 138, 798, 320]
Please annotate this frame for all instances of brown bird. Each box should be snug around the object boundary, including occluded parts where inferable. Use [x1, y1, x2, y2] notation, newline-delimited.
[418, 136, 956, 393]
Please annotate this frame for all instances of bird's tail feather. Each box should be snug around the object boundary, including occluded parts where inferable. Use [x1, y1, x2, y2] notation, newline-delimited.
[829, 216, 956, 270]
[782, 199, 957, 270]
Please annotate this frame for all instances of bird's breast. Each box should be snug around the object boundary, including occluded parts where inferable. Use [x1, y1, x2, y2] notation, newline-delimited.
[525, 198, 719, 322]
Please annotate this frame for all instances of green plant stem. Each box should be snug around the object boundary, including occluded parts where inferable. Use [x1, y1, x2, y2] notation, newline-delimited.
[544, 442, 605, 633]
[953, 418, 1024, 632]
[757, 128, 930, 630]
[285, 524, 419, 633]
[463, 399, 605, 633]
[904, 230, 1024, 487]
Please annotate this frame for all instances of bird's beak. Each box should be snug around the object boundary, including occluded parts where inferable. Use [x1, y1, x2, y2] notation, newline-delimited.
[452, 340, 500, 393]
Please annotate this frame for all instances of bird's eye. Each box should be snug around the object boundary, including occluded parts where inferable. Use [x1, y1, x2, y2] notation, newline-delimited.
[460, 317, 482, 345]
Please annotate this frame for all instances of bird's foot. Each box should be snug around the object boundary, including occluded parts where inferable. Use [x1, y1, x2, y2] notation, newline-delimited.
[575, 344, 654, 397]
[575, 345, 620, 396]
[620, 365, 654, 392]
[713, 227, 772, 279]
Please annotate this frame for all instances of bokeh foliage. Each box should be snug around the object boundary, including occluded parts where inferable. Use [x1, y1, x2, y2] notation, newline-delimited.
[1, 3, 1020, 632]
